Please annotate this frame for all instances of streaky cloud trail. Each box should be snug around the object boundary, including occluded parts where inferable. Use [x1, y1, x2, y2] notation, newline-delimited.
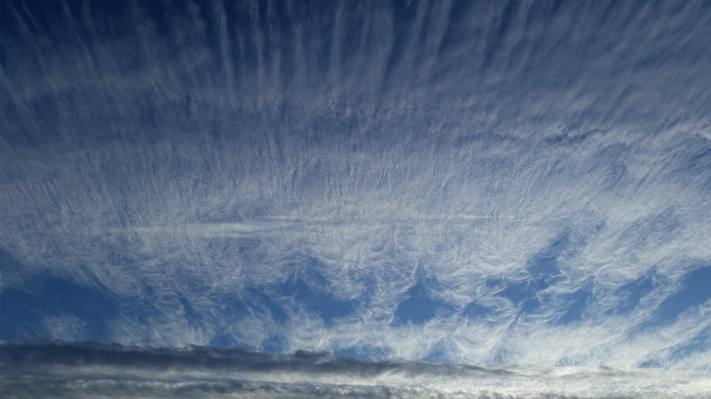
[2, 342, 710, 399]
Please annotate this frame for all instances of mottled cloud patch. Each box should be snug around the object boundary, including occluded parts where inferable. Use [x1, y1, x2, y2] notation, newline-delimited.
[1, 342, 710, 399]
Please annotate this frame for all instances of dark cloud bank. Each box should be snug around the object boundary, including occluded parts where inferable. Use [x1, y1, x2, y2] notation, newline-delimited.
[2, 342, 709, 399]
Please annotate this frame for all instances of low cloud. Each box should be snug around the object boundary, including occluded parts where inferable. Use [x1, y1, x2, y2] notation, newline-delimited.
[2, 342, 709, 399]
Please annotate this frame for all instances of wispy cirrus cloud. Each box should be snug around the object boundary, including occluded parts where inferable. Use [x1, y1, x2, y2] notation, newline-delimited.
[1, 0, 711, 367]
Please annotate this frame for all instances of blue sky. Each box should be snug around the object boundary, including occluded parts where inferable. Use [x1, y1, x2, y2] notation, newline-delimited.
[1, 0, 711, 396]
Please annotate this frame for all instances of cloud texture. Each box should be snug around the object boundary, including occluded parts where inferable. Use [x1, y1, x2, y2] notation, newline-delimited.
[1, 0, 711, 370]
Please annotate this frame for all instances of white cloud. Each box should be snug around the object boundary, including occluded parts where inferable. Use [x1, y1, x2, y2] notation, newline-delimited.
[1, 0, 711, 368]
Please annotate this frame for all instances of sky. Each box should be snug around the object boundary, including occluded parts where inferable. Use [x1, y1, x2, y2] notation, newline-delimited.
[1, 0, 711, 397]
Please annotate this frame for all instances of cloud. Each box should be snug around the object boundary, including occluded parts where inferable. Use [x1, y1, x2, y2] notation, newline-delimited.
[2, 342, 710, 399]
[1, 0, 711, 368]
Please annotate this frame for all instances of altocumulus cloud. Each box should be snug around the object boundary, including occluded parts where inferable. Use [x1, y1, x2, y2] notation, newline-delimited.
[2, 342, 710, 399]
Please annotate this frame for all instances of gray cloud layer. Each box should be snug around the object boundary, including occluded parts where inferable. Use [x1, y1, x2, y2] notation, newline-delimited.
[1, 0, 711, 367]
[2, 342, 710, 399]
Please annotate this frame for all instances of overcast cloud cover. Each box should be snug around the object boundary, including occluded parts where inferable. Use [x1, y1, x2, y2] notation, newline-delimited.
[1, 0, 711, 396]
